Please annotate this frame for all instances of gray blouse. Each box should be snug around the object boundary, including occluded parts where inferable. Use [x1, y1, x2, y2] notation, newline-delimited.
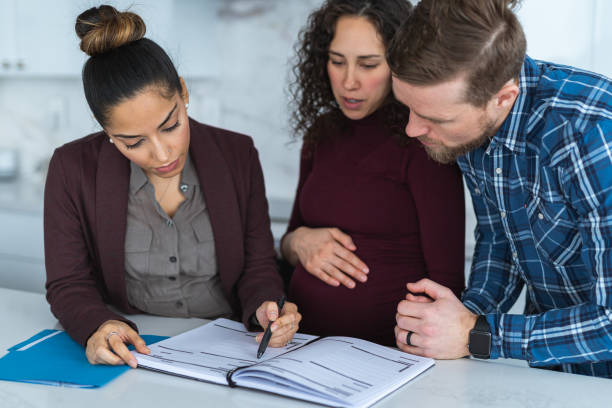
[124, 156, 233, 319]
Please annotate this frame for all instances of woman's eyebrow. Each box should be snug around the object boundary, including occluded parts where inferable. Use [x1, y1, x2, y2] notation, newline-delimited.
[328, 50, 382, 59]
[157, 103, 178, 129]
[113, 103, 178, 139]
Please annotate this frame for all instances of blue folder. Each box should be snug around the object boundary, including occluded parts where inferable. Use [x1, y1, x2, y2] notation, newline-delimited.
[0, 329, 167, 388]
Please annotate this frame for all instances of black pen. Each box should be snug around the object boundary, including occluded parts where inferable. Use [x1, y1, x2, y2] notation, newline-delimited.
[256, 295, 286, 359]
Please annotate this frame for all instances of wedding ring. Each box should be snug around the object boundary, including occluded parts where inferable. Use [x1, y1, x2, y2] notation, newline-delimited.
[106, 331, 121, 343]
[406, 331, 413, 346]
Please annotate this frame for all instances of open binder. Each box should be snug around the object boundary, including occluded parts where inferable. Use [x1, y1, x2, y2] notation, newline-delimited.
[134, 318, 434, 408]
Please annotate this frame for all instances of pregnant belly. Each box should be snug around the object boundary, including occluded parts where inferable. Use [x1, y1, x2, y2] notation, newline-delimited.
[288, 238, 426, 346]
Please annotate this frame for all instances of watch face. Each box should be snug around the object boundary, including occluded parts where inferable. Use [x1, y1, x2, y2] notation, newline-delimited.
[469, 330, 491, 359]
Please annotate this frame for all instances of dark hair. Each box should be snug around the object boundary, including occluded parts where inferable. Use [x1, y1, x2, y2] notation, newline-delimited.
[289, 0, 413, 150]
[387, 0, 526, 107]
[76, 5, 182, 127]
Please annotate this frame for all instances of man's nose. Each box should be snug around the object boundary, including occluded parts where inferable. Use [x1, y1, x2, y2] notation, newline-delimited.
[405, 112, 428, 138]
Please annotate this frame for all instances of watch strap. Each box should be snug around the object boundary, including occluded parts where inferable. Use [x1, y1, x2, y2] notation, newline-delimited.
[473, 314, 490, 332]
[469, 315, 491, 359]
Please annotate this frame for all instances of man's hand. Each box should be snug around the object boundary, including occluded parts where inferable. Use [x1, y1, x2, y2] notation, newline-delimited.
[394, 279, 477, 359]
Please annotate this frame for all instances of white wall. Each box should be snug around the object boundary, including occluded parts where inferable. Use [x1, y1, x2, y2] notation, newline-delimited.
[0, 0, 611, 198]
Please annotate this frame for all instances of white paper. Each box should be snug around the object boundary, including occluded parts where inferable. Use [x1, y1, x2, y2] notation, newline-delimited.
[133, 319, 433, 408]
[233, 337, 434, 408]
[133, 318, 318, 385]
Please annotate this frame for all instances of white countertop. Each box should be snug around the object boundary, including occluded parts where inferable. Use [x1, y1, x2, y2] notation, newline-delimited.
[0, 287, 610, 408]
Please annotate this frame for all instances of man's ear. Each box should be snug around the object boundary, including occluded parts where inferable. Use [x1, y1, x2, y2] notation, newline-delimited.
[494, 78, 519, 110]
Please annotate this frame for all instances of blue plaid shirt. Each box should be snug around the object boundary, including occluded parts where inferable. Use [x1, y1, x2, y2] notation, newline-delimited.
[459, 56, 612, 378]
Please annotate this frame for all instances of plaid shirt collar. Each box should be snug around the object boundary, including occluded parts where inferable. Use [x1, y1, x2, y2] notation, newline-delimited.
[486, 56, 539, 155]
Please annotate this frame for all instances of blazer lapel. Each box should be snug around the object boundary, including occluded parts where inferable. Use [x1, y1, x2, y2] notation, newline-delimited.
[189, 120, 243, 299]
[95, 138, 133, 310]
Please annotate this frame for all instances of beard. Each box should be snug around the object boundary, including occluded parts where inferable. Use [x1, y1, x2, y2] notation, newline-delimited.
[419, 118, 498, 164]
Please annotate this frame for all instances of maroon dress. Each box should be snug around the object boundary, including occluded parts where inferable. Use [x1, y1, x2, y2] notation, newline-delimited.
[286, 111, 465, 346]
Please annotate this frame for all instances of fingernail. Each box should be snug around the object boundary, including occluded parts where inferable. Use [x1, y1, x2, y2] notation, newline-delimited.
[145, 347, 151, 354]
[360, 275, 367, 282]
[363, 267, 369, 273]
[348, 282, 355, 289]
[129, 359, 137, 368]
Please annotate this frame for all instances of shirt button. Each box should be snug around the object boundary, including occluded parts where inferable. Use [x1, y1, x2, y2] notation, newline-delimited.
[180, 184, 189, 193]
[169, 256, 177, 263]
[168, 276, 176, 281]
[175, 301, 184, 308]
[495, 168, 502, 175]
[538, 213, 544, 220]
[500, 211, 506, 218]
[474, 188, 481, 195]
[512, 251, 518, 259]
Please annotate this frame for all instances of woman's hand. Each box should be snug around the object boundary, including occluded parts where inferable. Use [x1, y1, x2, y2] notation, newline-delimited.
[85, 320, 150, 368]
[255, 301, 301, 347]
[289, 226, 369, 288]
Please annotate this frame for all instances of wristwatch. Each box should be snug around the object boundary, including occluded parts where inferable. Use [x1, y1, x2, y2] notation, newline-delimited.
[468, 315, 491, 359]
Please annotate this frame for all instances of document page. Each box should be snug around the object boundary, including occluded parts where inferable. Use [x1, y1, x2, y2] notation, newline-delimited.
[233, 336, 434, 408]
[133, 318, 318, 385]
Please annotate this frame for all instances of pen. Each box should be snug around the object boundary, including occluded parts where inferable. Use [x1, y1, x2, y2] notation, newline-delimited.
[257, 295, 286, 359]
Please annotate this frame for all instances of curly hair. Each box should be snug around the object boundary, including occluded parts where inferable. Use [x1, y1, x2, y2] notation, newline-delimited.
[289, 0, 413, 151]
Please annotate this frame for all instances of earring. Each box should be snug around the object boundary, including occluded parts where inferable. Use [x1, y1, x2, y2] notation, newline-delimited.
[109, 138, 114, 144]
[185, 103, 189, 109]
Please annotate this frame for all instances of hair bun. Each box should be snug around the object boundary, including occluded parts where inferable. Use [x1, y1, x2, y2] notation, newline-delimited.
[76, 5, 146, 56]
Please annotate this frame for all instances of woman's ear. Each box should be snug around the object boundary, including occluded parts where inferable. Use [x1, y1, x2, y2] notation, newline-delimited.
[179, 77, 190, 106]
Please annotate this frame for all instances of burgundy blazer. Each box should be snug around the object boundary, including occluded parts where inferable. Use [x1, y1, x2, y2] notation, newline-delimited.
[44, 118, 284, 346]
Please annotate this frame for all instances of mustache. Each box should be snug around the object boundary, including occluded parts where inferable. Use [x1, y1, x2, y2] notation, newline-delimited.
[417, 135, 438, 145]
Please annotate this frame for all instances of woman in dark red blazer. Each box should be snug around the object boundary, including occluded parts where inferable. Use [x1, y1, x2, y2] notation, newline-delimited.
[44, 5, 300, 368]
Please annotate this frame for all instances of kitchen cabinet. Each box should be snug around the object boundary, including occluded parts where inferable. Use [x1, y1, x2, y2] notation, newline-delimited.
[0, 0, 217, 78]
[0, 180, 45, 293]
[0, 0, 20, 74]
[0, 208, 45, 293]
[0, 0, 84, 77]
